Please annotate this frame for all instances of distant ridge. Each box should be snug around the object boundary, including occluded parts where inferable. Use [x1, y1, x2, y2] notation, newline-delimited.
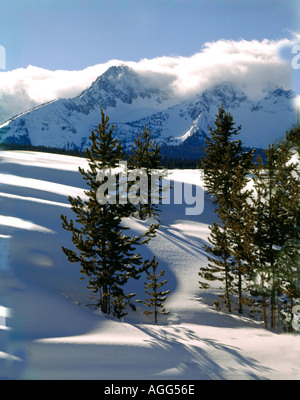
[0, 65, 297, 153]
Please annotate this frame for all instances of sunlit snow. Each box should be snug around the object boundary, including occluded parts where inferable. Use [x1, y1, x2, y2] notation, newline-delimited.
[0, 150, 299, 380]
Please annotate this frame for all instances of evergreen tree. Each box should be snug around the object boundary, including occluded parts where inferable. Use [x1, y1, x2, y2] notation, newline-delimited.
[199, 222, 234, 312]
[249, 140, 300, 329]
[247, 179, 271, 329]
[199, 105, 253, 312]
[277, 136, 300, 330]
[61, 110, 158, 318]
[201, 104, 253, 208]
[277, 132, 300, 331]
[277, 240, 300, 331]
[138, 256, 170, 323]
[220, 164, 255, 314]
[129, 125, 163, 219]
[286, 127, 300, 152]
[251, 145, 283, 328]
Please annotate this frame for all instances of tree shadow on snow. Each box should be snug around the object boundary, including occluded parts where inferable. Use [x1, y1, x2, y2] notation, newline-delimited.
[135, 324, 274, 380]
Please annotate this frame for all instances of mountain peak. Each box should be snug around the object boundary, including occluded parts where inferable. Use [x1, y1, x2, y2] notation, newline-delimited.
[202, 82, 248, 105]
[76, 64, 168, 107]
[0, 72, 296, 151]
[92, 64, 136, 89]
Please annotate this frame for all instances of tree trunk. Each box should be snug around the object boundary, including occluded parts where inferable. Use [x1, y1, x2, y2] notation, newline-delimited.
[225, 261, 232, 312]
[238, 268, 243, 314]
[101, 284, 109, 314]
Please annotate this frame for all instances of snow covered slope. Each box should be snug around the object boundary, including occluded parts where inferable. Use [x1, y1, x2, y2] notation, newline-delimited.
[0, 65, 297, 151]
[0, 151, 299, 380]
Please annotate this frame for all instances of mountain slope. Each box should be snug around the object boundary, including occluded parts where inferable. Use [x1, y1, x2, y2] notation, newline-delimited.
[0, 65, 296, 151]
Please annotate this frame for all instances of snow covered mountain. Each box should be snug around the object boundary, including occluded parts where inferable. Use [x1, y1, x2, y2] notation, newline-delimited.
[0, 65, 297, 152]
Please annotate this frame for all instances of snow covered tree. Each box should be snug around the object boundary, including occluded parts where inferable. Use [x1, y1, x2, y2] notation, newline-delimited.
[137, 256, 170, 323]
[61, 109, 158, 318]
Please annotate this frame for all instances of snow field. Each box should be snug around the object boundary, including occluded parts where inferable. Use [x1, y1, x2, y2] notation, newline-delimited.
[0, 151, 299, 380]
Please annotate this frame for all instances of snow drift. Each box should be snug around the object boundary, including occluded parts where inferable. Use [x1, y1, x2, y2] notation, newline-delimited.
[0, 151, 299, 380]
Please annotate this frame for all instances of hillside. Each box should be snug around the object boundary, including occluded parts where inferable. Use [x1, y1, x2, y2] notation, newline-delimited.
[0, 150, 299, 380]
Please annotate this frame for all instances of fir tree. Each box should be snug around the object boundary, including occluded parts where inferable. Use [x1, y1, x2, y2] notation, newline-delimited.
[199, 105, 253, 312]
[251, 145, 282, 328]
[276, 137, 300, 330]
[138, 256, 170, 323]
[201, 104, 253, 208]
[61, 110, 158, 318]
[277, 240, 300, 331]
[286, 127, 300, 152]
[249, 140, 300, 329]
[274, 139, 299, 330]
[199, 222, 234, 312]
[129, 125, 163, 219]
[220, 164, 255, 314]
[247, 176, 271, 328]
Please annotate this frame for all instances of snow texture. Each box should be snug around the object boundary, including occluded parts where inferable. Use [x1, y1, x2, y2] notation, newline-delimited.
[0, 151, 299, 380]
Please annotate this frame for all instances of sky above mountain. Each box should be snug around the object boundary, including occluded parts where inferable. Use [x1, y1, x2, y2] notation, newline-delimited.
[0, 0, 299, 110]
[0, 0, 299, 70]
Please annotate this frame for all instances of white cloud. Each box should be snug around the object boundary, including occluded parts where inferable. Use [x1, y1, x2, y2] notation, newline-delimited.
[0, 60, 124, 104]
[0, 35, 298, 123]
[130, 37, 295, 99]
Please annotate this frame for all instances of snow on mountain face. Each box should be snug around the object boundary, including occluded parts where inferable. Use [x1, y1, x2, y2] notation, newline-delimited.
[0, 65, 297, 151]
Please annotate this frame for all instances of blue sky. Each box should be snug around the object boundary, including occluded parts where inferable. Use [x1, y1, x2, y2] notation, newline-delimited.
[0, 0, 299, 110]
[0, 0, 299, 71]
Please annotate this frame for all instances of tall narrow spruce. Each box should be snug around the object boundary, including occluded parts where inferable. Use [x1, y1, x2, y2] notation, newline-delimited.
[61, 110, 158, 318]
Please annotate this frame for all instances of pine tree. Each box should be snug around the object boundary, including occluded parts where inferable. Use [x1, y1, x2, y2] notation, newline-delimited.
[277, 134, 300, 330]
[199, 222, 234, 312]
[249, 140, 300, 329]
[201, 104, 253, 208]
[138, 256, 170, 323]
[251, 145, 282, 328]
[61, 110, 158, 318]
[199, 105, 253, 312]
[129, 125, 163, 219]
[220, 164, 255, 314]
[286, 127, 300, 152]
[273, 139, 299, 330]
[277, 240, 300, 331]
